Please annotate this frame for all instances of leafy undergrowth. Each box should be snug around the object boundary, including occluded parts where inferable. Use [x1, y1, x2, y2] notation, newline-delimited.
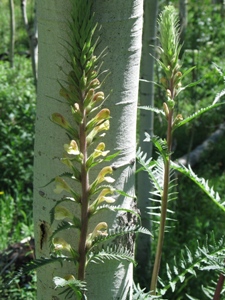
[0, 56, 36, 297]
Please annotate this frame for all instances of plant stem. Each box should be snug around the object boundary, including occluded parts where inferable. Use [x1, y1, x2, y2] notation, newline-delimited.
[78, 104, 89, 281]
[213, 273, 225, 300]
[150, 108, 173, 294]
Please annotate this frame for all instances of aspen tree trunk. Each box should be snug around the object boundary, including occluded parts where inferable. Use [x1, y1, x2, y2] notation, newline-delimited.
[21, 0, 38, 88]
[34, 0, 143, 299]
[9, 0, 15, 68]
[136, 0, 158, 290]
[179, 0, 188, 49]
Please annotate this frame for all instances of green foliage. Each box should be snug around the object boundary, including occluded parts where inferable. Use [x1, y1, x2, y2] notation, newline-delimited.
[0, 194, 16, 251]
[0, 57, 35, 253]
[159, 234, 225, 297]
[0, 57, 35, 196]
[0, 2, 36, 297]
[136, 4, 225, 299]
[0, 0, 35, 54]
[0, 270, 36, 300]
[87, 244, 136, 265]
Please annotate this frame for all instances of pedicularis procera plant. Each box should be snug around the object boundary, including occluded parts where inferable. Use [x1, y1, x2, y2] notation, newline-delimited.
[25, 1, 149, 299]
[23, 3, 225, 299]
[137, 5, 225, 299]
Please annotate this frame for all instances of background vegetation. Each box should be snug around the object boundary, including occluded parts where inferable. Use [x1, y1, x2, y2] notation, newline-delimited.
[153, 0, 225, 298]
[0, 0, 36, 299]
[0, 0, 225, 299]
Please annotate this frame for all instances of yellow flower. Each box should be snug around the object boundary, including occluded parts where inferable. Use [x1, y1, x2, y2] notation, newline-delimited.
[97, 119, 110, 132]
[54, 206, 73, 220]
[87, 120, 110, 145]
[96, 166, 114, 185]
[54, 177, 71, 194]
[96, 187, 115, 204]
[64, 274, 76, 281]
[93, 142, 110, 159]
[92, 222, 108, 238]
[64, 140, 80, 155]
[52, 237, 71, 252]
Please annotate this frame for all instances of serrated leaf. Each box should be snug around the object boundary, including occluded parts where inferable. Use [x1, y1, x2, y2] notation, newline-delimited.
[50, 220, 81, 241]
[89, 225, 152, 251]
[87, 244, 136, 266]
[138, 105, 165, 117]
[173, 102, 225, 130]
[171, 162, 225, 212]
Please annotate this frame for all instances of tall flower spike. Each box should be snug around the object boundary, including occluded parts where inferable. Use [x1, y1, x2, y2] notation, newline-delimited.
[158, 5, 182, 77]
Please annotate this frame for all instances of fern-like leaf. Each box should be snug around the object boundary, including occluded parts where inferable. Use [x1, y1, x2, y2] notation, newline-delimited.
[54, 276, 87, 300]
[159, 234, 225, 296]
[136, 148, 160, 195]
[201, 280, 225, 299]
[23, 255, 73, 274]
[87, 244, 136, 265]
[133, 282, 162, 299]
[173, 102, 225, 130]
[137, 150, 178, 231]
[213, 89, 225, 105]
[138, 105, 165, 117]
[89, 225, 152, 251]
[94, 204, 140, 220]
[144, 133, 169, 161]
[50, 220, 81, 240]
[171, 161, 225, 212]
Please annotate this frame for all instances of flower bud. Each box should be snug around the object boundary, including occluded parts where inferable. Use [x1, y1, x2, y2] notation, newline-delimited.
[59, 87, 70, 100]
[84, 88, 95, 107]
[52, 113, 71, 129]
[163, 102, 169, 119]
[167, 99, 175, 109]
[173, 114, 183, 127]
[166, 89, 172, 98]
[89, 78, 100, 89]
[95, 109, 110, 122]
[80, 72, 87, 90]
[93, 91, 104, 102]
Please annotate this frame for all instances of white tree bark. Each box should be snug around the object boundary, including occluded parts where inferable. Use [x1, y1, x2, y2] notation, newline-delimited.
[136, 0, 158, 289]
[34, 0, 143, 299]
[9, 0, 15, 68]
[21, 0, 38, 88]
